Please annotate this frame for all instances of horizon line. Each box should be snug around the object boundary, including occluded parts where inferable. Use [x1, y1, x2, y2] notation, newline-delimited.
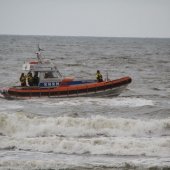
[0, 33, 170, 39]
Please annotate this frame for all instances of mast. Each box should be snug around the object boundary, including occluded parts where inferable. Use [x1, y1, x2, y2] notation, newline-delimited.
[36, 44, 63, 79]
[36, 52, 43, 63]
[36, 44, 44, 63]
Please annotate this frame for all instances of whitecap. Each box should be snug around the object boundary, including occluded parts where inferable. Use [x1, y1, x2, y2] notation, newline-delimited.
[0, 136, 170, 157]
[0, 113, 169, 138]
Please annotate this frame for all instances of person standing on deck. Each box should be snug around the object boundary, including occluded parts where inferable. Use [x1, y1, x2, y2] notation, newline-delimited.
[96, 70, 103, 82]
[33, 72, 39, 86]
[27, 72, 33, 86]
[20, 73, 26, 86]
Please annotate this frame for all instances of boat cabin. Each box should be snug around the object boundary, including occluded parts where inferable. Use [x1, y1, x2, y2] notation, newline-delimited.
[22, 52, 63, 88]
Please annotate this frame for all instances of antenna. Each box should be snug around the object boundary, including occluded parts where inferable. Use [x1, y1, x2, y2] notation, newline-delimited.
[36, 44, 44, 63]
[37, 44, 44, 52]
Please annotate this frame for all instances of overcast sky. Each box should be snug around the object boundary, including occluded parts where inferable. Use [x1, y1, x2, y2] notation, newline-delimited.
[0, 0, 170, 38]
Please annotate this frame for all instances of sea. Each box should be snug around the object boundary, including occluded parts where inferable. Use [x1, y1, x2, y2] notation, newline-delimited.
[0, 35, 170, 170]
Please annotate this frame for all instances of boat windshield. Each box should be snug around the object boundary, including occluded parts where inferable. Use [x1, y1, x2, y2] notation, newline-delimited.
[44, 71, 61, 79]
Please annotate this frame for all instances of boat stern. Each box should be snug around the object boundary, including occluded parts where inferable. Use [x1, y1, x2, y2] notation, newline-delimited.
[0, 87, 13, 99]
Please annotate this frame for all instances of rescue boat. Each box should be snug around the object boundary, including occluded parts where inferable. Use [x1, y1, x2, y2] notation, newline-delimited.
[0, 50, 132, 99]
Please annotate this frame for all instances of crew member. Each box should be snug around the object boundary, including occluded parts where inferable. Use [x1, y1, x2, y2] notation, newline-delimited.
[96, 70, 103, 82]
[27, 72, 33, 86]
[20, 73, 26, 86]
[33, 72, 39, 86]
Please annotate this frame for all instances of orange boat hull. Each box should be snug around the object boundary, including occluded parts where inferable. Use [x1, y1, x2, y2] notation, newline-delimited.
[1, 77, 132, 99]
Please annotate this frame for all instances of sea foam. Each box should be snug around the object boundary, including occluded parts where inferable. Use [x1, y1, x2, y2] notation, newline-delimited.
[0, 112, 169, 138]
[0, 136, 170, 157]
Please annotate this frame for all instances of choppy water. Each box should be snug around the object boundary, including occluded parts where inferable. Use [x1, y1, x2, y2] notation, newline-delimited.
[0, 35, 170, 170]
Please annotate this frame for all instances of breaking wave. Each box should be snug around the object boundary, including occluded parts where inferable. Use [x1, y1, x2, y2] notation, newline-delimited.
[0, 112, 169, 138]
[0, 135, 170, 157]
[0, 156, 169, 170]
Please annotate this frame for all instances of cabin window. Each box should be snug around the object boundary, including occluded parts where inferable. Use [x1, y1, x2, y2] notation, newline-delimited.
[44, 72, 54, 78]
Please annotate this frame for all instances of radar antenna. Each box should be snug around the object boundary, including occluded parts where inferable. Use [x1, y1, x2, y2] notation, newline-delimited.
[36, 44, 44, 63]
[37, 44, 44, 52]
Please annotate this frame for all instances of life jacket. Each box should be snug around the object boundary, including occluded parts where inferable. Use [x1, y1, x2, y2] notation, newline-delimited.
[96, 73, 103, 81]
[27, 75, 33, 83]
[20, 75, 26, 83]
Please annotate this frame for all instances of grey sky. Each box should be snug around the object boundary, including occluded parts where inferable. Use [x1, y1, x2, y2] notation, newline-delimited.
[0, 0, 170, 38]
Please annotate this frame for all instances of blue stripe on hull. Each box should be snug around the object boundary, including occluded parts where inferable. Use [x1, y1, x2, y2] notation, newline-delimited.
[62, 80, 97, 86]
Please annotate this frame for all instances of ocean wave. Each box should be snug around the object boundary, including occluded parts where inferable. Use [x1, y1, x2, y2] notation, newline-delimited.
[28, 97, 154, 108]
[0, 136, 170, 157]
[0, 156, 170, 170]
[0, 112, 169, 138]
[0, 103, 23, 111]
